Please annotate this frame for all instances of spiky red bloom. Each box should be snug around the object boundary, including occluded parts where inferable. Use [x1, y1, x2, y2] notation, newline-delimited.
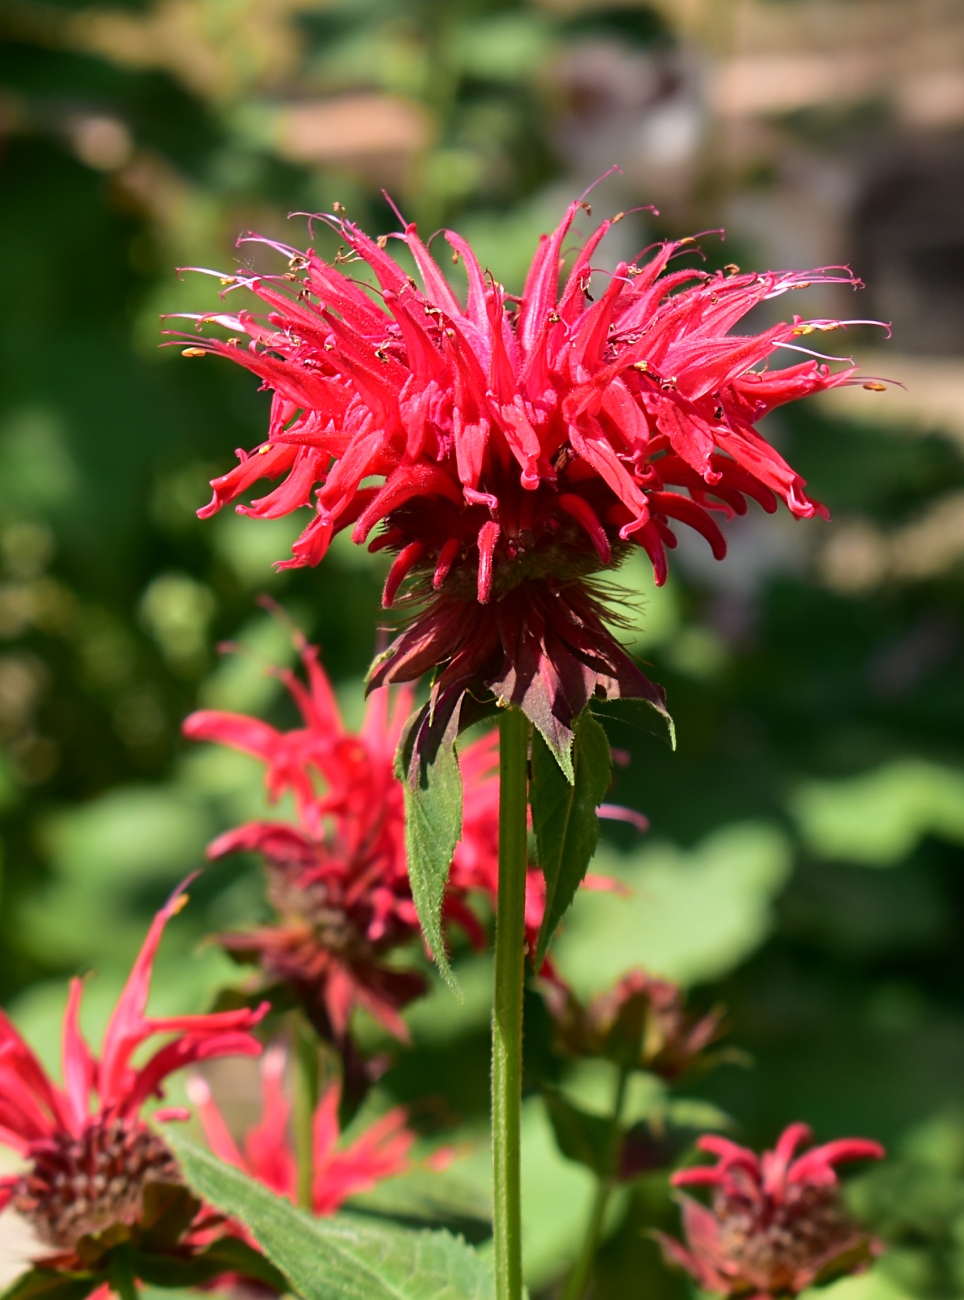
[177, 200, 869, 752]
[656, 1124, 885, 1298]
[182, 635, 513, 1046]
[0, 883, 266, 1272]
[187, 1046, 425, 1217]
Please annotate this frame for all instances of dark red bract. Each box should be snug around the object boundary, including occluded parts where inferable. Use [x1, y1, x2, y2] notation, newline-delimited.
[177, 200, 870, 753]
[656, 1123, 885, 1298]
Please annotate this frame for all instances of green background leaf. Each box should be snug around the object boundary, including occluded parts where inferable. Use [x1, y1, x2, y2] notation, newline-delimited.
[555, 822, 792, 995]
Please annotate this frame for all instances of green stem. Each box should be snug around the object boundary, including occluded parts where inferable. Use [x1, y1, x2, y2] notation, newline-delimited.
[293, 1017, 318, 1212]
[108, 1245, 138, 1300]
[492, 705, 529, 1300]
[561, 1065, 632, 1300]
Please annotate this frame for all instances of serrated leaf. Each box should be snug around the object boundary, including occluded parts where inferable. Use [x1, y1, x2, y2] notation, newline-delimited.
[592, 694, 675, 750]
[397, 695, 465, 995]
[543, 1090, 617, 1179]
[532, 708, 612, 965]
[169, 1133, 495, 1300]
[0, 1274, 96, 1300]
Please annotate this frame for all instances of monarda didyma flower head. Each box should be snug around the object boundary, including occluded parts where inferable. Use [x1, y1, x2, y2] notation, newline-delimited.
[0, 882, 267, 1285]
[176, 199, 877, 758]
[656, 1123, 885, 1298]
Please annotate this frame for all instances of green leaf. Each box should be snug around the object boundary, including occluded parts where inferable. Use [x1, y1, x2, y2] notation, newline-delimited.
[592, 695, 675, 751]
[0, 1272, 97, 1300]
[168, 1133, 495, 1300]
[137, 1180, 201, 1248]
[542, 1090, 617, 1179]
[398, 699, 465, 995]
[131, 1236, 287, 1291]
[532, 707, 612, 966]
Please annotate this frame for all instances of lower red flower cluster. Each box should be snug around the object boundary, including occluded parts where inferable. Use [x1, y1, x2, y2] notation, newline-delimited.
[182, 631, 592, 1058]
[657, 1124, 885, 1298]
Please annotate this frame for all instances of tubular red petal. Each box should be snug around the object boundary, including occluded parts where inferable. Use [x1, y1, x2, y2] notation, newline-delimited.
[788, 1138, 885, 1185]
[649, 491, 727, 560]
[433, 537, 461, 589]
[98, 881, 194, 1104]
[351, 464, 463, 544]
[61, 979, 94, 1135]
[558, 493, 612, 563]
[477, 520, 501, 604]
[382, 541, 427, 607]
[598, 803, 649, 833]
[182, 710, 283, 760]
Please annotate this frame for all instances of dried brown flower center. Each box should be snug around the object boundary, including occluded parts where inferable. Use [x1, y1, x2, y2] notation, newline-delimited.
[12, 1115, 180, 1249]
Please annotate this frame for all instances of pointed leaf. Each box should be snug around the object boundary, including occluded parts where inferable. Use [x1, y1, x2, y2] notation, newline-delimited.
[168, 1133, 495, 1300]
[532, 707, 612, 965]
[397, 696, 465, 995]
[592, 695, 676, 750]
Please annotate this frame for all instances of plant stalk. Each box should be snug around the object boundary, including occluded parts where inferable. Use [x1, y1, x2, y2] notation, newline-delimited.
[293, 1016, 319, 1212]
[561, 1065, 632, 1300]
[492, 705, 529, 1300]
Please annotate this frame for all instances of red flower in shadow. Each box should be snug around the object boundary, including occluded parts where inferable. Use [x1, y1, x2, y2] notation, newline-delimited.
[656, 1123, 885, 1298]
[182, 634, 519, 1053]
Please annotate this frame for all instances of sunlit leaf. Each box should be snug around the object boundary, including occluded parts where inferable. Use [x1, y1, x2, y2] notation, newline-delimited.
[169, 1133, 495, 1300]
[532, 708, 611, 966]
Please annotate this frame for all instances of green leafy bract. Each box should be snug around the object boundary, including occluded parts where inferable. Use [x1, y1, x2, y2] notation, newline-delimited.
[532, 707, 612, 966]
[0, 1272, 98, 1300]
[169, 1132, 495, 1300]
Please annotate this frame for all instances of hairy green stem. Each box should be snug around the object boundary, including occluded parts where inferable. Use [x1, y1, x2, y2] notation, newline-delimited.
[493, 706, 529, 1300]
[108, 1245, 138, 1300]
[293, 1016, 319, 1211]
[561, 1065, 632, 1300]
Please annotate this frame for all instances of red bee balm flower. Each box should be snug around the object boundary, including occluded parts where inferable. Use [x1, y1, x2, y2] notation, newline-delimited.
[187, 1045, 426, 1217]
[0, 883, 266, 1272]
[178, 200, 870, 754]
[656, 1124, 885, 1298]
[182, 635, 507, 1047]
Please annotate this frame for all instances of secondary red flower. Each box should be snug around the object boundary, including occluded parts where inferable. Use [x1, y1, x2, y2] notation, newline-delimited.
[656, 1123, 885, 1298]
[0, 882, 266, 1279]
[182, 634, 517, 1049]
[187, 1045, 423, 1216]
[176, 199, 872, 754]
[183, 634, 625, 1048]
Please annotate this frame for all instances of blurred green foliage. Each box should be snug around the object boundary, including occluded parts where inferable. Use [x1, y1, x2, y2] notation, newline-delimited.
[3, 0, 964, 1296]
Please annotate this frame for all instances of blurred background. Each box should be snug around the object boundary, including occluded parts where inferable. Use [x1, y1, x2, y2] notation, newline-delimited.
[2, 0, 964, 1295]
